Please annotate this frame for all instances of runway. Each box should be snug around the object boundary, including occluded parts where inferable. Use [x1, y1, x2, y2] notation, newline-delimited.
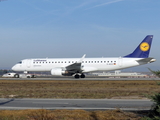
[0, 77, 160, 81]
[0, 98, 154, 111]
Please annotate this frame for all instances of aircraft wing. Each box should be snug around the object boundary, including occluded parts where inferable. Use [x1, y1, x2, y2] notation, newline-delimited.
[65, 54, 86, 73]
[66, 63, 82, 72]
[136, 57, 156, 64]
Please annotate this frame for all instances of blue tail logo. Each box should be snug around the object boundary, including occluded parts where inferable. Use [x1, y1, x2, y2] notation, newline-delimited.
[124, 35, 153, 58]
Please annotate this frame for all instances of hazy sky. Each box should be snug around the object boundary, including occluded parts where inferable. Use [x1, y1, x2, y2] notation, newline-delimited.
[0, 0, 159, 71]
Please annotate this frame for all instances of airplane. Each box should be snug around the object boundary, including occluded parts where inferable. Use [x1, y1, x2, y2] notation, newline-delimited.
[12, 35, 156, 78]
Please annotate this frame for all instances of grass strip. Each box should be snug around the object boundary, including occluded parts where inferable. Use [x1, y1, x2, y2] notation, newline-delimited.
[0, 80, 159, 99]
[0, 109, 141, 120]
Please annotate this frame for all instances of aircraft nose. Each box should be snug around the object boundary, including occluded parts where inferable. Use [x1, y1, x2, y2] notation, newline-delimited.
[12, 65, 17, 71]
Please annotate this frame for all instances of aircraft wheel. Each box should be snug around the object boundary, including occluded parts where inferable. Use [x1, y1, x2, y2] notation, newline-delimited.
[81, 74, 85, 78]
[31, 75, 36, 78]
[74, 74, 80, 79]
[14, 74, 19, 78]
[27, 76, 30, 78]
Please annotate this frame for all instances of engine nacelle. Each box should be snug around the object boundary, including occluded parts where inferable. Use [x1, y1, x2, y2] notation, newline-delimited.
[51, 68, 64, 76]
[51, 68, 76, 76]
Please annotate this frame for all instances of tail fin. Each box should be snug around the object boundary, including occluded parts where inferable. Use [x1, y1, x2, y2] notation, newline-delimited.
[124, 35, 153, 58]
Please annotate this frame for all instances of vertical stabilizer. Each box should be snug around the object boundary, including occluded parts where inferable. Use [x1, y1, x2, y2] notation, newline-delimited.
[124, 35, 153, 58]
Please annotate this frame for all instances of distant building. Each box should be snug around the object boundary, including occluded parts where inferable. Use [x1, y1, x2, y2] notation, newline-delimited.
[91, 70, 149, 78]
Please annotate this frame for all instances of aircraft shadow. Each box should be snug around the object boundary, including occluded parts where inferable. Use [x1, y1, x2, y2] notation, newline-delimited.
[0, 98, 14, 105]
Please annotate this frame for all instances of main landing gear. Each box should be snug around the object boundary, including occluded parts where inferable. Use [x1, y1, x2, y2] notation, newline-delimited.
[74, 73, 85, 79]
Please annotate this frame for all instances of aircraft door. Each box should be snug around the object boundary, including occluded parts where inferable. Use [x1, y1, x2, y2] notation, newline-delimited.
[118, 57, 123, 67]
[26, 60, 31, 68]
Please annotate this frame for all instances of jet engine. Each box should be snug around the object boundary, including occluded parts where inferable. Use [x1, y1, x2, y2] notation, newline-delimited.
[51, 68, 65, 76]
[51, 68, 72, 76]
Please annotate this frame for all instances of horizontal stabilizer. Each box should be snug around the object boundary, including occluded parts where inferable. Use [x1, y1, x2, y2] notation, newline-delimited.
[136, 57, 156, 64]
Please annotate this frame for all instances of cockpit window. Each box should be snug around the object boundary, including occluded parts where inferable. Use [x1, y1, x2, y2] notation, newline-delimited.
[18, 61, 22, 64]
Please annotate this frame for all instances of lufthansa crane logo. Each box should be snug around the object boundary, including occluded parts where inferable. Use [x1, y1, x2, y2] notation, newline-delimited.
[140, 42, 150, 51]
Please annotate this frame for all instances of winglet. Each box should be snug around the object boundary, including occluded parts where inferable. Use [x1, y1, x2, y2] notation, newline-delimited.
[78, 54, 86, 63]
[124, 35, 153, 58]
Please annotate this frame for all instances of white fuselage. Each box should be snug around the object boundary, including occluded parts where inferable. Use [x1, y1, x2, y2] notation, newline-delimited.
[12, 57, 144, 73]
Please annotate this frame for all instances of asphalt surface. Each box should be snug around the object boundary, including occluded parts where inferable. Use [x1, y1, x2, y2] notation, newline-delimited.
[0, 77, 160, 80]
[0, 98, 154, 111]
